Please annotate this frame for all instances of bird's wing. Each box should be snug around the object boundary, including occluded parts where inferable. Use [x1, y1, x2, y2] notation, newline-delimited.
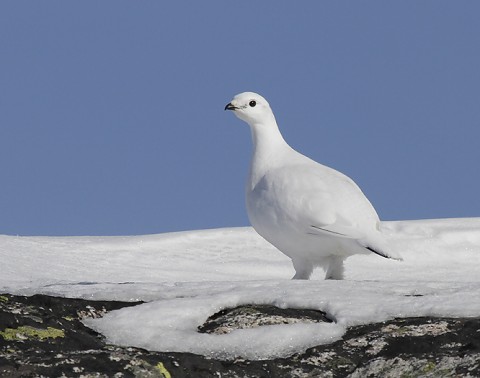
[258, 162, 402, 260]
[264, 162, 374, 239]
[307, 219, 365, 240]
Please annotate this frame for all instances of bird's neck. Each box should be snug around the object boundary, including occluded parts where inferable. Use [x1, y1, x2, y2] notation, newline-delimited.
[248, 117, 290, 188]
[250, 120, 286, 152]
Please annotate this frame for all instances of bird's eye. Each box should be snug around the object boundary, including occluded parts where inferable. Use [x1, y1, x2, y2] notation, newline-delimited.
[249, 100, 256, 107]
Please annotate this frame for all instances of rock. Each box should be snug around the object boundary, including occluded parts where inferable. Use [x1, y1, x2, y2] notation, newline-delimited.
[198, 304, 332, 335]
[1, 293, 480, 377]
[291, 317, 480, 377]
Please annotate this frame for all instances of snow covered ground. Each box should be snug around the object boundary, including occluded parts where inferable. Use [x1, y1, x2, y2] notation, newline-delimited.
[1, 218, 480, 360]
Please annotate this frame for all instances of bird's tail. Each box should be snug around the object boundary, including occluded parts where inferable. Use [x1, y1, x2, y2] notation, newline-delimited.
[361, 235, 403, 261]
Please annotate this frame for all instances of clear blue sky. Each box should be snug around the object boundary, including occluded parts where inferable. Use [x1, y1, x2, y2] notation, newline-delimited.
[1, 1, 479, 236]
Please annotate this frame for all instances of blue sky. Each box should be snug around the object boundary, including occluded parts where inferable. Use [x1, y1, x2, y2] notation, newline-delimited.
[1, 1, 479, 236]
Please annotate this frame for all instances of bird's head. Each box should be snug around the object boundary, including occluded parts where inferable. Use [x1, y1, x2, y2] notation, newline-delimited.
[225, 92, 274, 126]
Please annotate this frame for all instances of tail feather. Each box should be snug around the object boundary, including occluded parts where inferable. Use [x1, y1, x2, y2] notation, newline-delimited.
[364, 244, 403, 261]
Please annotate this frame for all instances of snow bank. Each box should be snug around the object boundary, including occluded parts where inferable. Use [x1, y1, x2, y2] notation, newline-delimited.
[2, 218, 480, 359]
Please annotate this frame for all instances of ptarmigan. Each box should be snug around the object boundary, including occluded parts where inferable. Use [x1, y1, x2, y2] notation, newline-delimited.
[225, 92, 399, 280]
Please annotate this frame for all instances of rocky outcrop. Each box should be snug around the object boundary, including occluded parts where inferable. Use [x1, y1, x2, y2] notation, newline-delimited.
[1, 293, 479, 377]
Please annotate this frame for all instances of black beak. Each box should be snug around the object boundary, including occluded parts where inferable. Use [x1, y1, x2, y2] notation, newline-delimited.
[224, 103, 237, 111]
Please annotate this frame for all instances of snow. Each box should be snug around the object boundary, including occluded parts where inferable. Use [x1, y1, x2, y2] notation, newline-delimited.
[1, 218, 480, 360]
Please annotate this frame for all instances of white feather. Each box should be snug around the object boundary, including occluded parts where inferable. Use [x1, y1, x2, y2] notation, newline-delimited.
[226, 92, 401, 280]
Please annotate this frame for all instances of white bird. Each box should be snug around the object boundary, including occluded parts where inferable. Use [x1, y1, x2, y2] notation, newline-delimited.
[225, 92, 400, 280]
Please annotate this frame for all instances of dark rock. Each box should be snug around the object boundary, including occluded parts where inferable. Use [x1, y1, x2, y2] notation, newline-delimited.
[198, 304, 332, 334]
[1, 293, 480, 377]
[288, 317, 480, 377]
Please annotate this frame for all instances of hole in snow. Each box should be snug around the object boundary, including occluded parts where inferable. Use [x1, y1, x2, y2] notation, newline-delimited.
[198, 304, 334, 335]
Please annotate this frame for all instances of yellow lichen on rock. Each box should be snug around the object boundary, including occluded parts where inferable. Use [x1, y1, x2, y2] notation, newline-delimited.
[0, 326, 65, 341]
[155, 362, 172, 378]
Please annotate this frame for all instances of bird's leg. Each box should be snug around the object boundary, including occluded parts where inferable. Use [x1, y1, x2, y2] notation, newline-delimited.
[291, 259, 314, 280]
[325, 256, 345, 280]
